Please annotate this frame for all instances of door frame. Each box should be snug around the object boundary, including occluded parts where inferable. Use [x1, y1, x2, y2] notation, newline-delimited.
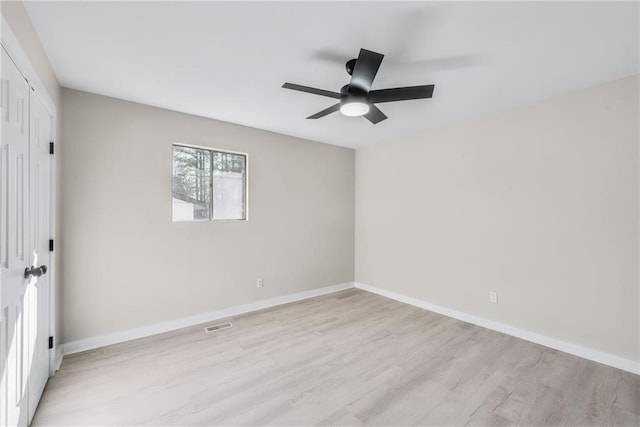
[1, 15, 59, 375]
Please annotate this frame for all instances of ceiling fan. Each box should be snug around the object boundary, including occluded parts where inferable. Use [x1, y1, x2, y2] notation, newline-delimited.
[282, 48, 435, 124]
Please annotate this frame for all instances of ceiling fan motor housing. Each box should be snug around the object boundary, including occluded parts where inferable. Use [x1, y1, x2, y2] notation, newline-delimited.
[345, 58, 357, 75]
[340, 85, 370, 116]
[340, 84, 368, 104]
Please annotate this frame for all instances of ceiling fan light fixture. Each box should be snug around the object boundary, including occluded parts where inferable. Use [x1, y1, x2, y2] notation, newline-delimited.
[340, 101, 370, 117]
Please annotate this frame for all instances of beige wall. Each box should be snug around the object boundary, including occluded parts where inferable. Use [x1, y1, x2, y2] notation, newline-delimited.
[2, 1, 64, 344]
[355, 76, 640, 363]
[61, 88, 355, 342]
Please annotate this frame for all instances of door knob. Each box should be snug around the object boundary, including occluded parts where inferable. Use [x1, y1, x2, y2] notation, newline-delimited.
[24, 265, 48, 279]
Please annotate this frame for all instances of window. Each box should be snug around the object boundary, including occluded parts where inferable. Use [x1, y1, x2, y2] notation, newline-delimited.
[212, 151, 247, 220]
[172, 144, 247, 221]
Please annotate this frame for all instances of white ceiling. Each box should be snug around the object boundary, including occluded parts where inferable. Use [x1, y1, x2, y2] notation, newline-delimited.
[25, 1, 639, 149]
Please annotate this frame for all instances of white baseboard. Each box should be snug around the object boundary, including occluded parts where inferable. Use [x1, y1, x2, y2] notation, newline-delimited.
[63, 282, 355, 355]
[355, 282, 640, 375]
[62, 280, 639, 375]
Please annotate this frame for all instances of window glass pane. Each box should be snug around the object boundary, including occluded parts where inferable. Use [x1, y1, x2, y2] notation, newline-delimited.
[213, 151, 246, 220]
[172, 146, 211, 221]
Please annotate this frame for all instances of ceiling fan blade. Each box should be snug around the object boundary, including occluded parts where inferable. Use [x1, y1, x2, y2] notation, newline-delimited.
[312, 49, 349, 65]
[364, 105, 387, 124]
[350, 49, 384, 93]
[282, 83, 341, 99]
[307, 103, 341, 119]
[369, 85, 435, 103]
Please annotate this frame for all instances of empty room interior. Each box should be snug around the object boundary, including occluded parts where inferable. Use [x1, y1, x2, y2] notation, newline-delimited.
[1, 1, 639, 425]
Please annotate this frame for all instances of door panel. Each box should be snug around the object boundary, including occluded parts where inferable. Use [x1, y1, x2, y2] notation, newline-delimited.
[1, 46, 31, 427]
[27, 89, 51, 423]
[1, 45, 52, 426]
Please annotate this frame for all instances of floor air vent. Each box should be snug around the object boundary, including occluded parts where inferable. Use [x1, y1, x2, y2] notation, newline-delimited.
[204, 322, 233, 333]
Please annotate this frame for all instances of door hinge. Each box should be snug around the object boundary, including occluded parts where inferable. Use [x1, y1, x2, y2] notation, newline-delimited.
[48, 336, 54, 349]
[49, 239, 54, 252]
[49, 142, 54, 155]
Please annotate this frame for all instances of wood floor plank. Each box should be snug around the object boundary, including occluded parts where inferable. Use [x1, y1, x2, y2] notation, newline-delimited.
[33, 289, 640, 426]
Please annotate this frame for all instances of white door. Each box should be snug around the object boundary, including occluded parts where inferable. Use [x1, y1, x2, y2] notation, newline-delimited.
[27, 83, 51, 423]
[0, 46, 52, 426]
[1, 45, 31, 427]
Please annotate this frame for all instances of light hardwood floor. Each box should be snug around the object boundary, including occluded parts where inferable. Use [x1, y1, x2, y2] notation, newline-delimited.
[34, 289, 639, 426]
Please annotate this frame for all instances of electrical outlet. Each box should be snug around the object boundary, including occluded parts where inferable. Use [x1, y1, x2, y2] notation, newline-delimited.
[257, 278, 263, 288]
[489, 291, 498, 304]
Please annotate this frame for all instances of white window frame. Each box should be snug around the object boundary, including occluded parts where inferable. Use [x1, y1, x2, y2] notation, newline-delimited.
[172, 142, 249, 222]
